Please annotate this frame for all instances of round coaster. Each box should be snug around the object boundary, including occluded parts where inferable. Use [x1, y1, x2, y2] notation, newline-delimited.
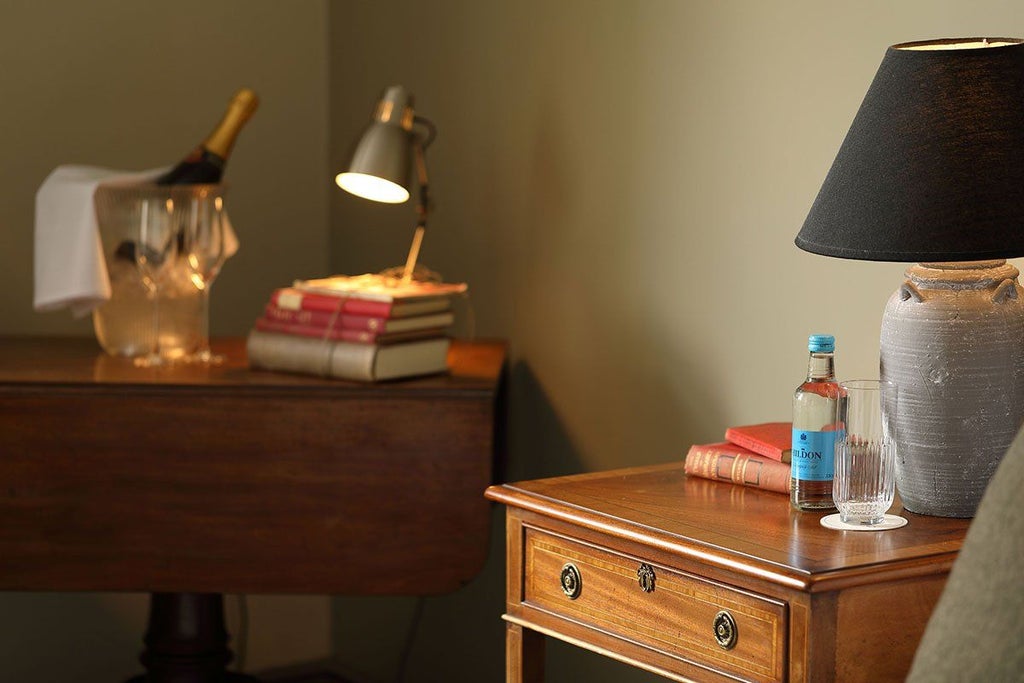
[820, 513, 908, 531]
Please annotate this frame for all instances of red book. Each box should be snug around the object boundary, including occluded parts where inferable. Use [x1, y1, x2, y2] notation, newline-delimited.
[263, 303, 455, 333]
[724, 422, 792, 463]
[683, 442, 791, 495]
[254, 317, 447, 345]
[270, 287, 453, 319]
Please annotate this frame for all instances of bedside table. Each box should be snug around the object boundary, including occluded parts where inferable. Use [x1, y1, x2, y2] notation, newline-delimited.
[485, 463, 969, 683]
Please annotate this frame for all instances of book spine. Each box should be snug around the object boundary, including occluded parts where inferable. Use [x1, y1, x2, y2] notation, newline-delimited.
[246, 330, 377, 381]
[263, 304, 387, 331]
[724, 428, 786, 462]
[684, 446, 790, 495]
[342, 299, 399, 316]
[255, 317, 376, 343]
[270, 289, 393, 317]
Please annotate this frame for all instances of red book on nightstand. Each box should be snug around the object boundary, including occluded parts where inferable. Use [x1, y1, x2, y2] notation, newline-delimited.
[725, 421, 793, 463]
[684, 442, 790, 495]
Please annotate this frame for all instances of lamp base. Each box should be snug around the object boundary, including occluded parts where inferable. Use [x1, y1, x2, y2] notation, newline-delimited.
[880, 260, 1024, 517]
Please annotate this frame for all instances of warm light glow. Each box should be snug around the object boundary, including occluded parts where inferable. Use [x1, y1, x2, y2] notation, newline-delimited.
[900, 39, 1020, 51]
[335, 172, 409, 203]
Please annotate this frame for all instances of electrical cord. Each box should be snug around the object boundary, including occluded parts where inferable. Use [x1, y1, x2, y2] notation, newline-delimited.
[235, 594, 250, 673]
[394, 597, 427, 683]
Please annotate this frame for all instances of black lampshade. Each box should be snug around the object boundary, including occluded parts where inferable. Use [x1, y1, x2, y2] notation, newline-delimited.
[796, 38, 1024, 262]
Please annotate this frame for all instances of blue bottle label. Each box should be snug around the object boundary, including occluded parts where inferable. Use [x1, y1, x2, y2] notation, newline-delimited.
[791, 429, 836, 481]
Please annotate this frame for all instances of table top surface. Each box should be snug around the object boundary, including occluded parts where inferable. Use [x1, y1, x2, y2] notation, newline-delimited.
[0, 336, 506, 396]
[486, 463, 971, 591]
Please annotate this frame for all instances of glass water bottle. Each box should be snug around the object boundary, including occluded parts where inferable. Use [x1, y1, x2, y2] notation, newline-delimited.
[791, 334, 839, 511]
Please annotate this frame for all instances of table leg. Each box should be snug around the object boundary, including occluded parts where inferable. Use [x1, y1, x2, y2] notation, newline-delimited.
[126, 592, 258, 683]
[506, 622, 544, 683]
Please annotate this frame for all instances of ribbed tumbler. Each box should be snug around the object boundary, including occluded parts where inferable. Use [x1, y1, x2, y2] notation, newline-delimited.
[833, 380, 898, 525]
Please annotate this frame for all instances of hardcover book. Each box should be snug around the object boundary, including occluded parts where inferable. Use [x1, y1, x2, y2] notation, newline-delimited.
[294, 274, 467, 302]
[262, 304, 455, 333]
[253, 317, 447, 345]
[684, 441, 791, 495]
[724, 421, 793, 463]
[246, 329, 450, 382]
[271, 287, 453, 319]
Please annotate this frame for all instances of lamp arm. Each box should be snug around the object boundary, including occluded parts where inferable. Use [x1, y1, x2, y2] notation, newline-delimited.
[413, 115, 437, 150]
[400, 127, 432, 283]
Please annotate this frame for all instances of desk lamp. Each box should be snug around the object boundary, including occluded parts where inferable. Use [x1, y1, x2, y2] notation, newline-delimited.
[796, 38, 1024, 517]
[336, 85, 437, 284]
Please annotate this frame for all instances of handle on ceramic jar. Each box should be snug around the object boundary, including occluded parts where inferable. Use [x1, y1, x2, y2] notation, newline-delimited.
[992, 279, 1018, 304]
[900, 282, 925, 302]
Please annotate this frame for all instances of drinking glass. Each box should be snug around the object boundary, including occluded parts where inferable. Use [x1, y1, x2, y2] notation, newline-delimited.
[181, 190, 229, 364]
[134, 197, 179, 367]
[833, 380, 898, 525]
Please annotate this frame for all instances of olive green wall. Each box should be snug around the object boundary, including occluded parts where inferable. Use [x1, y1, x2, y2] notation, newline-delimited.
[327, 1, 1024, 681]
[0, 1, 332, 680]
[0, 0, 330, 339]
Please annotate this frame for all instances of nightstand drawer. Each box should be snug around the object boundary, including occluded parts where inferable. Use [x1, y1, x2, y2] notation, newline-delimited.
[524, 527, 787, 683]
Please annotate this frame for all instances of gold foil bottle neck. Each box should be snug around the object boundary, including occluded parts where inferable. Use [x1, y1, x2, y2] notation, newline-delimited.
[204, 88, 260, 159]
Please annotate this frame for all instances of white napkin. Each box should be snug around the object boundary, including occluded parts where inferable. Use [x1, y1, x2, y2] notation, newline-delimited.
[34, 165, 239, 318]
[34, 166, 162, 317]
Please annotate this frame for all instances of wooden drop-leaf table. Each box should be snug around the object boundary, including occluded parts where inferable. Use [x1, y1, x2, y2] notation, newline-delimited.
[0, 336, 506, 682]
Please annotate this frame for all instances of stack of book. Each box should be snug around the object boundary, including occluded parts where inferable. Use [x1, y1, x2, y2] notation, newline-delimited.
[247, 274, 467, 382]
[683, 422, 792, 494]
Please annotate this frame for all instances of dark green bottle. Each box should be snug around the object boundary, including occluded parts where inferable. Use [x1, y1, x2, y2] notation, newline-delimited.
[156, 88, 259, 185]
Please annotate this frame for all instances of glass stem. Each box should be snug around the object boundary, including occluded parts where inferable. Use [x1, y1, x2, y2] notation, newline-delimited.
[149, 284, 161, 362]
[200, 287, 211, 357]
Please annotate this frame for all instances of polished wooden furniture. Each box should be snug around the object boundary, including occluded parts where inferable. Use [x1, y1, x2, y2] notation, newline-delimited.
[0, 336, 506, 682]
[486, 464, 970, 683]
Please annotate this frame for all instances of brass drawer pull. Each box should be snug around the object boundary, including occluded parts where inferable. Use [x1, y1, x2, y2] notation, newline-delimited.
[637, 563, 656, 593]
[560, 562, 582, 599]
[713, 610, 738, 650]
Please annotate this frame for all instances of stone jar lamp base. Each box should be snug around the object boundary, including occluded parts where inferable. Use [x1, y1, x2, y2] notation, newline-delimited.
[880, 260, 1024, 518]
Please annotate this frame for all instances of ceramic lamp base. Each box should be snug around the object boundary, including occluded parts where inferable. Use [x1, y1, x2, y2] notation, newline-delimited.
[880, 260, 1024, 517]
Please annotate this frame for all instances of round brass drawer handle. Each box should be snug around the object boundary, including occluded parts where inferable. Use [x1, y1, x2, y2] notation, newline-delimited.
[637, 563, 656, 593]
[713, 610, 738, 650]
[560, 562, 582, 600]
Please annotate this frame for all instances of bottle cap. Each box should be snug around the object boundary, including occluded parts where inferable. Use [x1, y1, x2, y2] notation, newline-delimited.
[808, 334, 835, 353]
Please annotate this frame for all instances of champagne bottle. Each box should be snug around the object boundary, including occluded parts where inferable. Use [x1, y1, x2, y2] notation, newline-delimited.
[791, 334, 840, 511]
[155, 87, 259, 185]
[113, 89, 259, 262]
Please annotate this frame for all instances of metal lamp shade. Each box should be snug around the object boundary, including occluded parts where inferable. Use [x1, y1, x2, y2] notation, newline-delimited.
[796, 38, 1024, 517]
[336, 122, 413, 203]
[335, 85, 417, 204]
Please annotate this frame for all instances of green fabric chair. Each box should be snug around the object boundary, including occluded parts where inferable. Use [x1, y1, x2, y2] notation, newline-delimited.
[906, 429, 1024, 682]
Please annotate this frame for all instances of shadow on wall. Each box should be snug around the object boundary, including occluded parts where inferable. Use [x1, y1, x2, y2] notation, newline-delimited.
[506, 323, 734, 478]
[330, 356, 588, 683]
[329, 343, 727, 683]
[504, 359, 587, 483]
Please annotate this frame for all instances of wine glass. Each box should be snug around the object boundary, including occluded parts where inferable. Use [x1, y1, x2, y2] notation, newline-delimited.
[134, 196, 178, 367]
[182, 191, 228, 364]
